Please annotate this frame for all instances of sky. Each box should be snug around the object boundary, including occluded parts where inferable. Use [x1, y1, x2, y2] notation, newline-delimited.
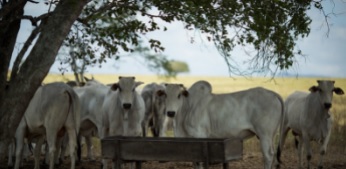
[13, 1, 346, 78]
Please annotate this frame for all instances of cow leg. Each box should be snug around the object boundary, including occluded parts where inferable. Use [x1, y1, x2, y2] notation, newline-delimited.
[33, 137, 45, 169]
[141, 112, 152, 137]
[302, 133, 312, 169]
[158, 116, 169, 137]
[59, 134, 69, 164]
[43, 141, 50, 165]
[66, 128, 77, 169]
[318, 134, 331, 168]
[259, 137, 274, 169]
[153, 112, 161, 137]
[318, 119, 332, 169]
[22, 139, 33, 164]
[8, 141, 15, 167]
[14, 121, 27, 169]
[295, 136, 303, 169]
[45, 133, 57, 169]
[275, 126, 290, 168]
[85, 135, 95, 161]
[54, 136, 64, 165]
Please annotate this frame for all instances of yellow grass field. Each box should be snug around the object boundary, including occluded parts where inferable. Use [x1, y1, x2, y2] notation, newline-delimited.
[39, 73, 346, 168]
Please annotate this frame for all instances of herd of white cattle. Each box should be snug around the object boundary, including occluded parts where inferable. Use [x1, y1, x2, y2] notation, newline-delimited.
[5, 76, 344, 169]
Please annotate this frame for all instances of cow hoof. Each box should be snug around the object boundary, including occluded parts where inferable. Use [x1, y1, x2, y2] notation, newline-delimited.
[275, 164, 280, 169]
[41, 164, 49, 169]
[54, 163, 61, 168]
[318, 166, 323, 169]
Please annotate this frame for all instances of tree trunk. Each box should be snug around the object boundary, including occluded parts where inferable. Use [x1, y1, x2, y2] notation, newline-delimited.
[0, 0, 89, 158]
[0, 0, 26, 115]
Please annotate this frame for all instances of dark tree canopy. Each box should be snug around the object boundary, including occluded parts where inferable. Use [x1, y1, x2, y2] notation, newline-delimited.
[61, 0, 319, 77]
[0, 0, 335, 157]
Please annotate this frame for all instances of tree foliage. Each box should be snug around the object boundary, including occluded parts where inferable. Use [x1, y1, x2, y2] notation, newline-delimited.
[60, 0, 319, 77]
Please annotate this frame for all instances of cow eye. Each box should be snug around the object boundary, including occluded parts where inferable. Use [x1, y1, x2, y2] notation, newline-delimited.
[119, 87, 122, 92]
[178, 94, 181, 99]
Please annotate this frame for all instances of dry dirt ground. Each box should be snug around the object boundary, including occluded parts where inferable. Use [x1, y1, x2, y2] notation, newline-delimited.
[1, 147, 346, 169]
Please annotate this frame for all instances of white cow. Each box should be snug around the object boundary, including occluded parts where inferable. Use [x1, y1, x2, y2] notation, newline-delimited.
[276, 80, 344, 169]
[74, 79, 109, 161]
[101, 76, 145, 169]
[14, 82, 80, 169]
[164, 81, 284, 169]
[141, 83, 168, 137]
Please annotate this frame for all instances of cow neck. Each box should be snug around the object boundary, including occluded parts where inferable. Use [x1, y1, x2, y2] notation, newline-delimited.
[173, 96, 190, 137]
[305, 93, 330, 140]
[150, 91, 156, 115]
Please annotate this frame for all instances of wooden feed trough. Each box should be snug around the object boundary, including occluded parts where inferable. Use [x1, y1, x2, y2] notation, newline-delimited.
[101, 136, 243, 169]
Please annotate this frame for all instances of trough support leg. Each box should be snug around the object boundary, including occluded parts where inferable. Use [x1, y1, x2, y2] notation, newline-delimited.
[135, 161, 141, 169]
[223, 162, 229, 169]
[113, 158, 122, 169]
[203, 142, 209, 169]
[114, 139, 121, 169]
[203, 162, 209, 169]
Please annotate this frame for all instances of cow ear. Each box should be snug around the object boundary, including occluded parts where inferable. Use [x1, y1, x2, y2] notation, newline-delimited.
[118, 76, 123, 80]
[156, 90, 166, 97]
[135, 81, 144, 88]
[111, 83, 119, 91]
[309, 86, 320, 92]
[333, 87, 344, 95]
[182, 90, 189, 97]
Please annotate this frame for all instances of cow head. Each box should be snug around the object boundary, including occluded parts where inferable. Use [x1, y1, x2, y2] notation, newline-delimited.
[164, 84, 189, 118]
[111, 76, 144, 110]
[309, 80, 344, 109]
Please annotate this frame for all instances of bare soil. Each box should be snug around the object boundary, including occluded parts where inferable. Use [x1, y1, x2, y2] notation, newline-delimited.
[2, 147, 346, 169]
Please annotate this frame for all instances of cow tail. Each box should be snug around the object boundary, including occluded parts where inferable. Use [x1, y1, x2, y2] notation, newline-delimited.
[275, 93, 285, 165]
[65, 89, 81, 163]
[77, 135, 82, 162]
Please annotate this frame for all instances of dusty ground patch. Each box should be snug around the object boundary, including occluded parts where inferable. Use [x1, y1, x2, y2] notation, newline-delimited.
[2, 147, 346, 169]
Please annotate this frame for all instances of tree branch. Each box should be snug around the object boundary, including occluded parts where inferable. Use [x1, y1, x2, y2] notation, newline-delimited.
[22, 13, 49, 26]
[77, 0, 137, 25]
[10, 24, 43, 81]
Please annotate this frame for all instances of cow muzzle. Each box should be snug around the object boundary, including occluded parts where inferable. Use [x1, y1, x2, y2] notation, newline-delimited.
[167, 111, 176, 118]
[123, 103, 132, 110]
[324, 103, 332, 109]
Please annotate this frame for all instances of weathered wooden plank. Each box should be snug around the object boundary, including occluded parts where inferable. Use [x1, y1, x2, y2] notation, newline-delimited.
[101, 136, 243, 165]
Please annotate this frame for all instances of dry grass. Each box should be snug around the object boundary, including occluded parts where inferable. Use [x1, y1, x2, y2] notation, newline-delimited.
[45, 73, 346, 159]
